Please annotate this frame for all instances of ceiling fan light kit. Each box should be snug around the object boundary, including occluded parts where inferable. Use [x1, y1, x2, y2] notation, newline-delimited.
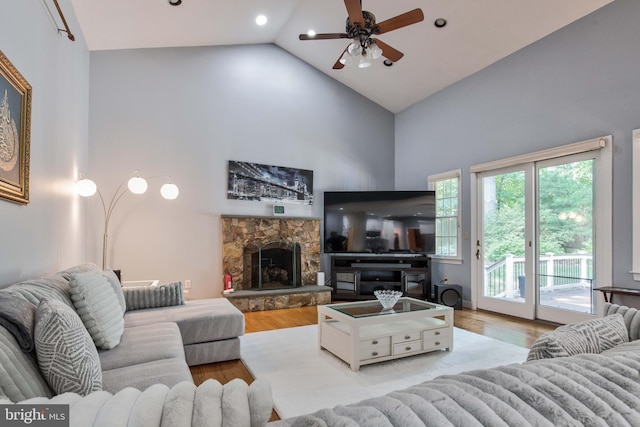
[299, 0, 424, 70]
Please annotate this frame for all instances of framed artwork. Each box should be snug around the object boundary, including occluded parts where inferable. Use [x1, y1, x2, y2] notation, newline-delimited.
[0, 50, 32, 205]
[227, 161, 313, 205]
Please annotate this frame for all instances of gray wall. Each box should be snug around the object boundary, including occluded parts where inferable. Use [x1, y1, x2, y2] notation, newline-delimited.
[395, 0, 639, 305]
[88, 45, 395, 298]
[0, 1, 89, 285]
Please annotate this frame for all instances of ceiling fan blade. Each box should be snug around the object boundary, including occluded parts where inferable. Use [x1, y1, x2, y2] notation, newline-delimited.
[372, 39, 404, 62]
[333, 47, 349, 70]
[344, 0, 364, 27]
[299, 33, 349, 41]
[374, 9, 424, 34]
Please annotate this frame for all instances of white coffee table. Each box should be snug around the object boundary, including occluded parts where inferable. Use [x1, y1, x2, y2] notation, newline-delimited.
[317, 297, 453, 371]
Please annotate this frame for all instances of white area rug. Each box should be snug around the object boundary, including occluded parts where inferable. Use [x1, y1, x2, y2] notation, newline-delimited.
[240, 325, 530, 420]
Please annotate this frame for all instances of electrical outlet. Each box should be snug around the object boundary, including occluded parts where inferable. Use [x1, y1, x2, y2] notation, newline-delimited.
[184, 280, 192, 289]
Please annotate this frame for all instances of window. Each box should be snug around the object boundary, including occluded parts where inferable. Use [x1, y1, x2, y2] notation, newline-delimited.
[428, 170, 461, 262]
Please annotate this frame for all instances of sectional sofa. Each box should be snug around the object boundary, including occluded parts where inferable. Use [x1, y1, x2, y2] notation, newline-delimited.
[0, 263, 273, 426]
[271, 303, 640, 426]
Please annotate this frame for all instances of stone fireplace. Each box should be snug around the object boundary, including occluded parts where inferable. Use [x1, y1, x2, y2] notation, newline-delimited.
[222, 215, 321, 291]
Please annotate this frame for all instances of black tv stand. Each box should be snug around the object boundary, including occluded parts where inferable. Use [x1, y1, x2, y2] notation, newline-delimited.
[329, 254, 431, 301]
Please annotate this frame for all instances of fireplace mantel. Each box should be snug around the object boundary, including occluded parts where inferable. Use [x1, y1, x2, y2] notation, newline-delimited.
[221, 216, 321, 291]
[221, 214, 322, 221]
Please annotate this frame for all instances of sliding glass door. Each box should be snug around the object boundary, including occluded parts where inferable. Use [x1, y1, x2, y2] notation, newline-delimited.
[536, 154, 595, 323]
[477, 166, 535, 319]
[476, 151, 602, 323]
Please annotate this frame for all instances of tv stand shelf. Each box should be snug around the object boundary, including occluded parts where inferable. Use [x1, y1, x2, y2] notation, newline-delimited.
[330, 254, 431, 301]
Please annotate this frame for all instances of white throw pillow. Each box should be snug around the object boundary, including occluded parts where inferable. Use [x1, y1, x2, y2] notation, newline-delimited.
[69, 270, 124, 350]
[34, 299, 102, 395]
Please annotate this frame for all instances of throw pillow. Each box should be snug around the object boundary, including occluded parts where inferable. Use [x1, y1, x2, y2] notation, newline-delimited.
[69, 270, 124, 350]
[527, 313, 629, 361]
[103, 269, 127, 314]
[34, 299, 102, 395]
[123, 282, 184, 311]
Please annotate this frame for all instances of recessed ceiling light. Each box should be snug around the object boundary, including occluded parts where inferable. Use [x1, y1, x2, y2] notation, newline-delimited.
[256, 15, 267, 26]
[168, 0, 181, 5]
[434, 18, 447, 28]
[307, 30, 316, 38]
[383, 60, 393, 67]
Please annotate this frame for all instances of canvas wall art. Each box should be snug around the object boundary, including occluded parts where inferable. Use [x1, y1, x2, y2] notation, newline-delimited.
[227, 161, 313, 205]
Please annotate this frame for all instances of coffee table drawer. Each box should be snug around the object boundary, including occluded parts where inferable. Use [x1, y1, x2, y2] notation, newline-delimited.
[393, 340, 422, 356]
[359, 337, 391, 360]
[422, 328, 451, 351]
[392, 331, 421, 344]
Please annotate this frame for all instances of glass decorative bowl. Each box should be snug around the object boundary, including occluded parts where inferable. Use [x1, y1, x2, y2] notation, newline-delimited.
[374, 290, 402, 310]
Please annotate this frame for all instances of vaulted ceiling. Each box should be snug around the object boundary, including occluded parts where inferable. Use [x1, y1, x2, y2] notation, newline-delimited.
[69, 0, 613, 113]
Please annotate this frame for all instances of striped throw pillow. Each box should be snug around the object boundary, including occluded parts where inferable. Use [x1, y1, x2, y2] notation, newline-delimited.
[34, 299, 102, 395]
[123, 282, 184, 311]
[527, 313, 629, 361]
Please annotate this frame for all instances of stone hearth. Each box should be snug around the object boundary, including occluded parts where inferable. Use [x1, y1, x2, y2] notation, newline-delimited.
[224, 286, 331, 312]
[221, 215, 329, 311]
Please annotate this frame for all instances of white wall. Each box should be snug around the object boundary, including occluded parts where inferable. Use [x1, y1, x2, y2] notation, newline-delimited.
[395, 0, 640, 304]
[88, 44, 395, 299]
[0, 0, 89, 285]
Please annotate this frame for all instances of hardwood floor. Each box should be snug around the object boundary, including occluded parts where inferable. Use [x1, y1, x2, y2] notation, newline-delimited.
[189, 305, 557, 421]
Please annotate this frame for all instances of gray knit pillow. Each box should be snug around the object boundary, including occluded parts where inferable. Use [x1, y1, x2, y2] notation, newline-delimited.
[527, 313, 629, 361]
[34, 299, 102, 395]
[123, 282, 184, 311]
[69, 271, 124, 350]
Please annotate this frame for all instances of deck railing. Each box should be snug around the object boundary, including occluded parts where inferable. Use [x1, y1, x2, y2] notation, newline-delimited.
[484, 253, 592, 297]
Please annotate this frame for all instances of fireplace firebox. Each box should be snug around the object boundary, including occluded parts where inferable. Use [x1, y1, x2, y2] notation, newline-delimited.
[243, 241, 302, 290]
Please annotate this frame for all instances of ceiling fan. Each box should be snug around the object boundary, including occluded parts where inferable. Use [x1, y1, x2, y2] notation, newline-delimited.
[298, 0, 424, 69]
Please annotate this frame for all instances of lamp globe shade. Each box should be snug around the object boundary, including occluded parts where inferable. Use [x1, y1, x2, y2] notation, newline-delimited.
[161, 183, 179, 200]
[128, 176, 148, 194]
[76, 178, 97, 197]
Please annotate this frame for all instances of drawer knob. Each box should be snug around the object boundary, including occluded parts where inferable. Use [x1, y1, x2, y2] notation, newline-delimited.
[435, 331, 441, 335]
[404, 335, 411, 340]
[405, 346, 412, 351]
[435, 341, 441, 346]
[372, 340, 379, 345]
[372, 351, 379, 356]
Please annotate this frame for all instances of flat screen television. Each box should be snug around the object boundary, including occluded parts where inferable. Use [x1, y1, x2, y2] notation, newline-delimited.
[324, 191, 436, 255]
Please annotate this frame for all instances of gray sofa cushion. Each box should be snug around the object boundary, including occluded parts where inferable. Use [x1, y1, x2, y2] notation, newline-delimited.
[124, 298, 244, 345]
[34, 299, 102, 396]
[527, 313, 629, 361]
[123, 282, 184, 311]
[0, 293, 35, 352]
[184, 337, 241, 366]
[98, 322, 185, 371]
[69, 270, 125, 350]
[101, 358, 193, 394]
[0, 327, 52, 401]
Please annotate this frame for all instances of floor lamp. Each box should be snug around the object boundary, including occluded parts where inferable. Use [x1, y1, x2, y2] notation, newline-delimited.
[76, 170, 179, 270]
